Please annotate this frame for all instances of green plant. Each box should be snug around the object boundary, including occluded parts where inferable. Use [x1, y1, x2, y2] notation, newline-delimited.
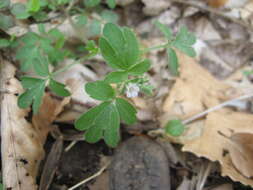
[1, 0, 197, 146]
[154, 21, 196, 75]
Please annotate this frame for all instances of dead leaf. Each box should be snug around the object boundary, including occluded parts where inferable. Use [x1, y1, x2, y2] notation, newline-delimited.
[0, 58, 70, 189]
[225, 133, 253, 178]
[161, 52, 233, 126]
[183, 110, 253, 187]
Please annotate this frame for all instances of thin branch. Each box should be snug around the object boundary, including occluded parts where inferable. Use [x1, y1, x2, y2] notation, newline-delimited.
[68, 161, 110, 190]
[183, 93, 253, 125]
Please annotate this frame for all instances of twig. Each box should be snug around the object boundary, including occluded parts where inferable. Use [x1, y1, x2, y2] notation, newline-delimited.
[68, 161, 110, 190]
[171, 0, 253, 32]
[183, 93, 253, 125]
[64, 141, 77, 152]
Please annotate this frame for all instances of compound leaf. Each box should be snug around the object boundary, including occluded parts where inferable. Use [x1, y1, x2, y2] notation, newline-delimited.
[49, 79, 71, 97]
[128, 59, 150, 76]
[75, 102, 111, 130]
[104, 71, 128, 83]
[85, 81, 115, 101]
[115, 98, 137, 125]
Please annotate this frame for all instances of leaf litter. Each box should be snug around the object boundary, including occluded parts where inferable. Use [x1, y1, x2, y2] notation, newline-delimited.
[2, 0, 253, 189]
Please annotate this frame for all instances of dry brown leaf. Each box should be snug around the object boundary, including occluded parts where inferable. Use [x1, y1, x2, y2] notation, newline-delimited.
[225, 133, 253, 178]
[183, 110, 253, 187]
[0, 58, 70, 190]
[160, 52, 253, 186]
[161, 52, 234, 127]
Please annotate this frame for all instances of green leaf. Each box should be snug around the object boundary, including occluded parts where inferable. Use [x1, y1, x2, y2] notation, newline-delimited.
[100, 23, 140, 70]
[85, 40, 99, 55]
[84, 0, 101, 7]
[89, 20, 101, 36]
[104, 71, 128, 83]
[172, 26, 196, 57]
[154, 21, 172, 40]
[75, 102, 111, 130]
[175, 26, 196, 45]
[128, 59, 150, 76]
[0, 39, 10, 48]
[49, 79, 71, 97]
[20, 76, 44, 88]
[99, 37, 125, 70]
[18, 77, 46, 113]
[101, 10, 118, 23]
[122, 27, 139, 68]
[106, 0, 116, 8]
[33, 54, 49, 77]
[103, 103, 120, 147]
[103, 23, 125, 52]
[140, 84, 154, 95]
[85, 123, 103, 143]
[115, 98, 137, 125]
[75, 14, 87, 26]
[0, 14, 14, 30]
[167, 48, 179, 75]
[0, 0, 10, 9]
[172, 43, 196, 57]
[85, 81, 115, 101]
[165, 120, 185, 136]
[27, 0, 40, 12]
[11, 3, 29, 19]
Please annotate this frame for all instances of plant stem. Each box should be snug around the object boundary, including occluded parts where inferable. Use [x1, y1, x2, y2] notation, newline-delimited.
[182, 93, 253, 125]
[141, 43, 169, 53]
[52, 54, 95, 76]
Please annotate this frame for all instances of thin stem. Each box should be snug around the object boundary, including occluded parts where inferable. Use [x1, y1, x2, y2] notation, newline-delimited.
[183, 93, 253, 125]
[68, 161, 110, 190]
[141, 43, 169, 53]
[52, 54, 95, 76]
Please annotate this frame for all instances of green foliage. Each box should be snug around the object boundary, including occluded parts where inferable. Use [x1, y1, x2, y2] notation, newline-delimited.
[74, 23, 153, 147]
[166, 48, 178, 75]
[0, 14, 14, 30]
[101, 10, 118, 23]
[85, 81, 115, 101]
[106, 0, 116, 9]
[104, 71, 128, 83]
[27, 0, 40, 13]
[99, 23, 140, 70]
[5, 0, 196, 148]
[18, 77, 47, 113]
[84, 0, 101, 7]
[11, 3, 30, 19]
[115, 98, 137, 125]
[155, 21, 196, 75]
[0, 39, 11, 48]
[0, 0, 10, 9]
[165, 120, 185, 136]
[172, 26, 196, 57]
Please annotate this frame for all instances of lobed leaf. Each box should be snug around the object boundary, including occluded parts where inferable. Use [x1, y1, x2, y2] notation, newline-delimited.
[128, 59, 151, 76]
[85, 81, 115, 101]
[154, 21, 172, 40]
[104, 71, 128, 83]
[49, 79, 71, 97]
[75, 102, 111, 130]
[167, 48, 179, 75]
[115, 98, 137, 125]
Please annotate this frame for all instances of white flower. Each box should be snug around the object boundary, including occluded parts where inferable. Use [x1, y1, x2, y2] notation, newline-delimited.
[125, 83, 140, 98]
